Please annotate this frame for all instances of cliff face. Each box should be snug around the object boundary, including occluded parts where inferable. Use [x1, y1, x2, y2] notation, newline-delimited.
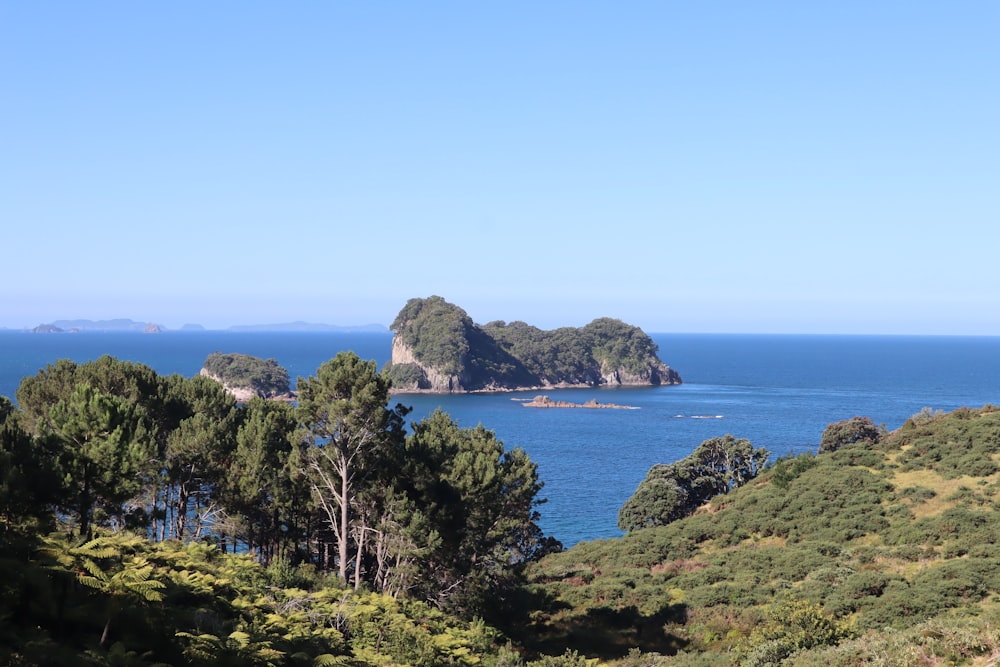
[385, 296, 682, 393]
[198, 368, 297, 402]
[599, 360, 681, 387]
[199, 368, 260, 402]
[390, 336, 473, 392]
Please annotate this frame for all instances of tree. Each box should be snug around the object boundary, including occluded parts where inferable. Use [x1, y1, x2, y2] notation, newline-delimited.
[43, 384, 153, 537]
[617, 464, 689, 531]
[401, 409, 556, 617]
[16, 356, 177, 537]
[296, 352, 409, 585]
[0, 396, 58, 536]
[222, 398, 308, 563]
[618, 435, 769, 532]
[160, 375, 238, 541]
[819, 416, 884, 453]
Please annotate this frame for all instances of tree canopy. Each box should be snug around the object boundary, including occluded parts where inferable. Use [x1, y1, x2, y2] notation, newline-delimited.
[618, 435, 770, 532]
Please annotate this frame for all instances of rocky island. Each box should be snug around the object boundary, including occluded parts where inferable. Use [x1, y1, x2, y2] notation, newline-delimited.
[383, 296, 681, 393]
[521, 395, 637, 409]
[199, 352, 295, 402]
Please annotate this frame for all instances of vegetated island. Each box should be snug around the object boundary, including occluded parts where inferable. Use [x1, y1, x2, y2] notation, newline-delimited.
[383, 295, 681, 393]
[199, 352, 294, 402]
[521, 395, 637, 409]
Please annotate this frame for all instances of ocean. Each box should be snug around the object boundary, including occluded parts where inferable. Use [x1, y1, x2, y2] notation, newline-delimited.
[2, 330, 999, 547]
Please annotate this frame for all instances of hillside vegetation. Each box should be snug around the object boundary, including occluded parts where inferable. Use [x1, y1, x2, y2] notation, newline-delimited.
[385, 296, 680, 392]
[5, 351, 1000, 665]
[523, 406, 1000, 665]
[0, 354, 558, 666]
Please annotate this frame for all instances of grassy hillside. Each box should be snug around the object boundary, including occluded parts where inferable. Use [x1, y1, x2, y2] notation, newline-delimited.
[522, 405, 1000, 665]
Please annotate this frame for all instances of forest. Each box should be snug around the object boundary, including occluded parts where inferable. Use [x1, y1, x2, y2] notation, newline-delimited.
[3, 352, 1000, 665]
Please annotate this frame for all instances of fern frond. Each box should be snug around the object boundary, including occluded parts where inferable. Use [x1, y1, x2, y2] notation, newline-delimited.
[77, 575, 106, 591]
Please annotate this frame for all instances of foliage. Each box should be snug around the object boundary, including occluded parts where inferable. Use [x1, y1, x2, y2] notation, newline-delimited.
[893, 404, 1000, 478]
[222, 398, 310, 563]
[1, 531, 508, 666]
[202, 352, 291, 397]
[618, 435, 769, 531]
[0, 396, 58, 536]
[297, 351, 411, 586]
[382, 361, 429, 389]
[10, 349, 1000, 666]
[818, 416, 884, 453]
[733, 600, 854, 666]
[526, 405, 1000, 663]
[44, 383, 154, 536]
[401, 410, 559, 619]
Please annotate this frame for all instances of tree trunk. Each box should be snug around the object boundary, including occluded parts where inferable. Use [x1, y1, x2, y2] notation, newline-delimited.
[339, 465, 349, 583]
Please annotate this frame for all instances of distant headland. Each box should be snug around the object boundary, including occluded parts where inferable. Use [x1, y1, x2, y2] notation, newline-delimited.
[26, 319, 389, 334]
[383, 295, 681, 393]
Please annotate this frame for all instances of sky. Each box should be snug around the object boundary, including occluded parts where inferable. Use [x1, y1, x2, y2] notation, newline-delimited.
[2, 2, 998, 334]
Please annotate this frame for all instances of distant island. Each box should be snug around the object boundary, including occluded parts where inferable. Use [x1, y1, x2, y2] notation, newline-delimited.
[199, 352, 294, 402]
[27, 319, 389, 333]
[383, 295, 681, 393]
[31, 318, 165, 333]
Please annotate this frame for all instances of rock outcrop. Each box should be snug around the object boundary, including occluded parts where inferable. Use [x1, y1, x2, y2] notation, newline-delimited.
[521, 395, 637, 409]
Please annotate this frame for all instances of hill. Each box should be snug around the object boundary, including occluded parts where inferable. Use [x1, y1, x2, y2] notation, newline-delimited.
[384, 295, 681, 392]
[521, 405, 1000, 664]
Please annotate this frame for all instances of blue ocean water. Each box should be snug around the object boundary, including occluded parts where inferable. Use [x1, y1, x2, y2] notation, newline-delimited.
[2, 331, 999, 546]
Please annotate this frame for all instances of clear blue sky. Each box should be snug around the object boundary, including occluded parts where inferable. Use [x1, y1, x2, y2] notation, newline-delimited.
[2, 2, 998, 334]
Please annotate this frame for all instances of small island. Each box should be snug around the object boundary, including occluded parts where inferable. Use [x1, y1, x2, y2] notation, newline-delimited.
[199, 352, 294, 402]
[383, 295, 681, 393]
[521, 395, 637, 409]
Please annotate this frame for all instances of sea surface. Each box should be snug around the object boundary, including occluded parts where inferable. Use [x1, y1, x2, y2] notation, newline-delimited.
[2, 330, 999, 547]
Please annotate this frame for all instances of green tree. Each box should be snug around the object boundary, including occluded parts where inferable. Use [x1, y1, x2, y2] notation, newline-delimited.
[160, 375, 238, 541]
[819, 416, 884, 454]
[16, 356, 177, 537]
[296, 351, 409, 585]
[402, 410, 557, 617]
[43, 384, 153, 537]
[618, 435, 769, 532]
[222, 398, 308, 563]
[617, 464, 689, 531]
[0, 396, 58, 536]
